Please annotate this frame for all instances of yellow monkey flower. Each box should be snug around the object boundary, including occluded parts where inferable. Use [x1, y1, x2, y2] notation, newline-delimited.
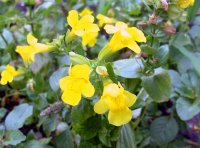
[60, 64, 95, 106]
[98, 21, 146, 60]
[177, 0, 194, 8]
[105, 21, 146, 53]
[79, 8, 93, 17]
[94, 82, 136, 126]
[96, 14, 116, 27]
[16, 33, 54, 64]
[0, 64, 20, 85]
[67, 10, 99, 47]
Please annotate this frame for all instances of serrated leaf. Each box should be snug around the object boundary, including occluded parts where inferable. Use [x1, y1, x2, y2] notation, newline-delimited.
[54, 128, 74, 148]
[5, 103, 33, 130]
[150, 116, 178, 145]
[141, 68, 171, 102]
[71, 99, 94, 124]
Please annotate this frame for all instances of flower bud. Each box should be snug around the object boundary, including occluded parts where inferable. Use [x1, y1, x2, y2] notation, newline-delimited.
[96, 66, 108, 77]
[137, 21, 148, 27]
[149, 13, 158, 24]
[161, 0, 168, 11]
[163, 21, 176, 35]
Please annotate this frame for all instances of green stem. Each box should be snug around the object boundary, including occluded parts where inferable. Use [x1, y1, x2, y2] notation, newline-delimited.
[29, 7, 35, 34]
[132, 105, 148, 129]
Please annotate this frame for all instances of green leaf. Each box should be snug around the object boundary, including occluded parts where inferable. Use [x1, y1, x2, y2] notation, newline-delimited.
[54, 128, 74, 148]
[188, 0, 200, 21]
[49, 67, 68, 92]
[150, 116, 178, 145]
[117, 124, 136, 148]
[5, 103, 33, 130]
[155, 45, 169, 65]
[113, 58, 143, 78]
[0, 108, 6, 120]
[20, 140, 44, 148]
[173, 44, 200, 77]
[73, 117, 100, 140]
[141, 68, 171, 102]
[176, 97, 200, 121]
[98, 127, 111, 147]
[0, 124, 5, 139]
[42, 115, 57, 136]
[71, 99, 94, 124]
[106, 63, 118, 83]
[4, 130, 26, 146]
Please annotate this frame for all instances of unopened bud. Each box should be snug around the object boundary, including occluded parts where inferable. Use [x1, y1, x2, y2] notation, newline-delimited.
[27, 79, 35, 92]
[96, 66, 108, 77]
[149, 13, 158, 24]
[69, 52, 90, 65]
[137, 21, 148, 27]
[163, 21, 176, 35]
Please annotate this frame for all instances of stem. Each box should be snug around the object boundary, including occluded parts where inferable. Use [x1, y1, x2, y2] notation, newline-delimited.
[132, 105, 148, 129]
[29, 7, 35, 34]
[0, 33, 9, 46]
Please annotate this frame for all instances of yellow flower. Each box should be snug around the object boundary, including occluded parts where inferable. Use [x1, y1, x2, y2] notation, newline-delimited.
[105, 21, 146, 54]
[96, 14, 116, 27]
[60, 64, 95, 106]
[67, 10, 99, 47]
[177, 0, 194, 8]
[16, 33, 54, 63]
[79, 8, 93, 17]
[0, 64, 20, 85]
[94, 82, 136, 126]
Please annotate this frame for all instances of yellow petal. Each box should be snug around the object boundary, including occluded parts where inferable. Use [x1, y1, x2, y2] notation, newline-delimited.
[0, 71, 13, 85]
[108, 108, 132, 126]
[70, 64, 90, 80]
[61, 90, 81, 106]
[82, 32, 98, 47]
[104, 24, 118, 34]
[109, 32, 124, 52]
[33, 43, 53, 53]
[97, 14, 115, 27]
[79, 8, 93, 17]
[59, 76, 74, 91]
[115, 22, 128, 30]
[94, 99, 109, 114]
[103, 83, 121, 97]
[67, 10, 79, 28]
[123, 91, 137, 107]
[126, 41, 141, 54]
[81, 81, 95, 97]
[127, 27, 146, 43]
[27, 33, 38, 45]
[16, 45, 36, 63]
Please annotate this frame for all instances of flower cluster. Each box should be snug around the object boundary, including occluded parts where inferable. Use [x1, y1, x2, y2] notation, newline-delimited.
[177, 0, 194, 8]
[67, 10, 99, 47]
